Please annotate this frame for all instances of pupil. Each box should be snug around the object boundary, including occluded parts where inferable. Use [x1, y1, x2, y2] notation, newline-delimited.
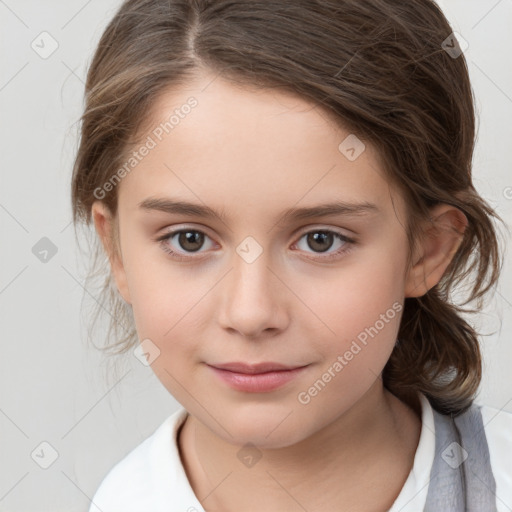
[308, 232, 333, 253]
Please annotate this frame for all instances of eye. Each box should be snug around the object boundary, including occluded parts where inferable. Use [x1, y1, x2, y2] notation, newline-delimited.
[292, 229, 355, 261]
[156, 226, 356, 262]
[156, 228, 215, 261]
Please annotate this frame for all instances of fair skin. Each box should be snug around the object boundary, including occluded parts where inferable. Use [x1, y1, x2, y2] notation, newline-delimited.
[92, 71, 467, 511]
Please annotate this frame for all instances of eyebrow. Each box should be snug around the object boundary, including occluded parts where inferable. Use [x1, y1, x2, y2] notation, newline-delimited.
[138, 197, 380, 223]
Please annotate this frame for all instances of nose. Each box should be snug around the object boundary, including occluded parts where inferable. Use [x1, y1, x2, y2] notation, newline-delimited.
[217, 250, 290, 339]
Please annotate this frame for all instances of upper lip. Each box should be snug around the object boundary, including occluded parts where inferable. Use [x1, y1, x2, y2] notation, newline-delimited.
[208, 362, 307, 374]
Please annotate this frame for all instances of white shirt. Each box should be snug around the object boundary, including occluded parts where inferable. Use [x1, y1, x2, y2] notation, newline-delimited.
[89, 393, 512, 512]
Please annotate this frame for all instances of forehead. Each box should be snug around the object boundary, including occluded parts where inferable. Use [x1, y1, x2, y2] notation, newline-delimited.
[118, 74, 403, 223]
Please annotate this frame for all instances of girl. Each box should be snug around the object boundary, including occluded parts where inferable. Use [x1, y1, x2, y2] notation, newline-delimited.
[71, 0, 512, 510]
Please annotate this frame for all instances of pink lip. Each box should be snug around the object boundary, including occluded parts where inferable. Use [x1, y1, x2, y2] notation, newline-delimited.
[208, 361, 305, 374]
[207, 362, 309, 393]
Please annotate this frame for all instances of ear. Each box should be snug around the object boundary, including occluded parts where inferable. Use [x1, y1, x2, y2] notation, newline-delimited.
[404, 204, 468, 298]
[91, 201, 132, 305]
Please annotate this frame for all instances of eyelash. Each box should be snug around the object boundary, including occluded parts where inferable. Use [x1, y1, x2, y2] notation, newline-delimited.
[155, 226, 356, 262]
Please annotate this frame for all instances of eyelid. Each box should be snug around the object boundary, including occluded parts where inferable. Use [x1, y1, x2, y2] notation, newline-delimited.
[293, 224, 355, 239]
[155, 223, 217, 241]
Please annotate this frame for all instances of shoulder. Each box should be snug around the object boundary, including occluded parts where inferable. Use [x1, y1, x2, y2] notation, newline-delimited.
[88, 408, 188, 512]
[478, 402, 512, 511]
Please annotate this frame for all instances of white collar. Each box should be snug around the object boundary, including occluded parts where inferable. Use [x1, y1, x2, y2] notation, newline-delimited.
[389, 392, 435, 511]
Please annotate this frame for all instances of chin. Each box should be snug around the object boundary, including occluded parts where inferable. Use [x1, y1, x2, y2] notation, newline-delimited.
[219, 417, 309, 450]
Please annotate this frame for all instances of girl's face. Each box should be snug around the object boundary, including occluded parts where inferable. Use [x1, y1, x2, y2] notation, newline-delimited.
[94, 72, 420, 448]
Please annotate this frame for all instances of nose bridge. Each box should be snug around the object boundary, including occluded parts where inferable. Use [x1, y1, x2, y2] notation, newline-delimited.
[230, 232, 274, 290]
[219, 238, 287, 337]
[232, 249, 271, 299]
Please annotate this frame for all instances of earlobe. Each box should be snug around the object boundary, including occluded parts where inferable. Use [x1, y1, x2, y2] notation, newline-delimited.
[404, 204, 467, 298]
[91, 201, 132, 305]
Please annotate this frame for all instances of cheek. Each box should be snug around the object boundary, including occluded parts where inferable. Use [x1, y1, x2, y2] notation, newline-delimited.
[127, 267, 203, 398]
[123, 233, 195, 326]
[294, 238, 407, 375]
[307, 249, 405, 330]
[129, 276, 201, 351]
[294, 254, 406, 414]
[123, 252, 224, 393]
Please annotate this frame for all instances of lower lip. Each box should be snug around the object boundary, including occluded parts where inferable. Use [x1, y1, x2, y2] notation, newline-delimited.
[208, 365, 308, 393]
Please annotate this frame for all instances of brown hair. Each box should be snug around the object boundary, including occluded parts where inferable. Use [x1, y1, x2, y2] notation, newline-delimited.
[71, 0, 507, 415]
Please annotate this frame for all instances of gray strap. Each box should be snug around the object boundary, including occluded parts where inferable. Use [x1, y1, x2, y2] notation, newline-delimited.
[424, 408, 465, 511]
[424, 402, 497, 511]
[453, 404, 498, 510]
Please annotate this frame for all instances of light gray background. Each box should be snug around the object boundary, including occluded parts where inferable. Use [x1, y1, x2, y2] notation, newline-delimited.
[0, 1, 511, 511]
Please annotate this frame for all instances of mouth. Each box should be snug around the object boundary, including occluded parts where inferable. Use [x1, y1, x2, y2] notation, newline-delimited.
[206, 362, 310, 393]
[207, 361, 308, 374]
